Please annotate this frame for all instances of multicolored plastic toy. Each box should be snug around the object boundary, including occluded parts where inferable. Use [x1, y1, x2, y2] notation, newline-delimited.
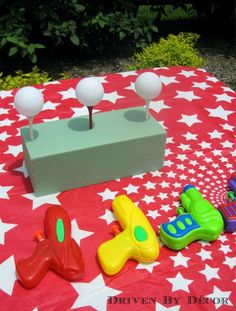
[218, 172, 236, 232]
[16, 206, 84, 288]
[160, 185, 224, 250]
[98, 195, 160, 275]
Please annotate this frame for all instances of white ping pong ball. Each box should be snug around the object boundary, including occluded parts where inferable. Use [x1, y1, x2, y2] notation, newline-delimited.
[75, 77, 104, 107]
[135, 72, 162, 100]
[14, 86, 44, 117]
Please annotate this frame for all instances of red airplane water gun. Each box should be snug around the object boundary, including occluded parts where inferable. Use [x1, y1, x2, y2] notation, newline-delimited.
[16, 205, 84, 288]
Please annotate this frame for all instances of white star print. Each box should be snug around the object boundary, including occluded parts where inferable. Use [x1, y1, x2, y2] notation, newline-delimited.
[125, 82, 135, 91]
[123, 183, 139, 194]
[71, 219, 94, 246]
[178, 114, 202, 127]
[0, 256, 17, 295]
[14, 160, 29, 178]
[178, 70, 197, 78]
[99, 209, 116, 225]
[151, 171, 163, 177]
[182, 131, 198, 140]
[214, 93, 235, 103]
[175, 90, 201, 101]
[91, 76, 108, 83]
[219, 244, 231, 254]
[71, 274, 122, 310]
[0, 118, 15, 127]
[0, 131, 11, 141]
[0, 163, 6, 173]
[42, 117, 60, 122]
[160, 204, 171, 212]
[206, 105, 234, 120]
[178, 143, 190, 151]
[221, 140, 234, 148]
[43, 100, 60, 110]
[206, 76, 219, 83]
[144, 181, 156, 189]
[146, 209, 160, 219]
[155, 303, 180, 311]
[141, 195, 155, 204]
[199, 264, 220, 281]
[71, 106, 100, 117]
[199, 141, 212, 149]
[103, 91, 125, 104]
[0, 186, 13, 199]
[98, 188, 118, 201]
[208, 130, 223, 139]
[149, 100, 171, 113]
[0, 90, 13, 99]
[0, 107, 9, 114]
[167, 272, 193, 292]
[118, 71, 138, 77]
[206, 286, 232, 309]
[43, 80, 60, 85]
[160, 76, 179, 85]
[223, 256, 235, 269]
[192, 81, 211, 90]
[157, 192, 168, 200]
[132, 173, 145, 179]
[4, 144, 22, 157]
[221, 123, 234, 131]
[0, 219, 17, 245]
[22, 192, 60, 210]
[197, 248, 212, 261]
[59, 87, 76, 100]
[136, 261, 160, 273]
[159, 181, 170, 188]
[170, 252, 190, 267]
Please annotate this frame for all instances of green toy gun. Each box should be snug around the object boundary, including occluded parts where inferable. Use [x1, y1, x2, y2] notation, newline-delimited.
[160, 185, 224, 250]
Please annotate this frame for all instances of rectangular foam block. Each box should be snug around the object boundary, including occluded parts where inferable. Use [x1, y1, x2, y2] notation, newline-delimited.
[21, 108, 166, 196]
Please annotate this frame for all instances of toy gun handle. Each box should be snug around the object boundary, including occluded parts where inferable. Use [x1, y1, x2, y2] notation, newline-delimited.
[16, 240, 51, 289]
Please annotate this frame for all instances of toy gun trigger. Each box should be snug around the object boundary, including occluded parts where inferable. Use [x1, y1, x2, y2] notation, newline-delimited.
[176, 206, 185, 215]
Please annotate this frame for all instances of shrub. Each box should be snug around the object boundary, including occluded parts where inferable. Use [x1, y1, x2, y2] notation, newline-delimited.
[0, 67, 51, 90]
[127, 32, 204, 70]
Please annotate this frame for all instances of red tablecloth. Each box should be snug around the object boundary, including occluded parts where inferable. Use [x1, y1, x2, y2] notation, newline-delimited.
[0, 66, 235, 311]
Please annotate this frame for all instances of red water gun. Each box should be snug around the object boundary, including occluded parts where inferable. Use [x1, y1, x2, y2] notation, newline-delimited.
[16, 206, 84, 288]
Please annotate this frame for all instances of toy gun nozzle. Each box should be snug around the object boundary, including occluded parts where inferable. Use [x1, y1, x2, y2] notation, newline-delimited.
[111, 224, 122, 236]
[34, 231, 45, 242]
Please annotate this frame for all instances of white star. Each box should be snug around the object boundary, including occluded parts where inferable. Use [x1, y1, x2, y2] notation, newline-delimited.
[212, 150, 222, 156]
[43, 80, 60, 85]
[4, 144, 22, 157]
[214, 93, 235, 103]
[99, 209, 116, 225]
[178, 143, 190, 151]
[206, 105, 234, 120]
[0, 256, 17, 295]
[197, 248, 212, 261]
[14, 160, 29, 178]
[178, 70, 197, 78]
[136, 261, 160, 273]
[192, 82, 211, 90]
[176, 154, 187, 161]
[218, 235, 228, 243]
[221, 140, 234, 148]
[155, 303, 180, 311]
[199, 141, 212, 149]
[167, 272, 193, 292]
[219, 244, 231, 254]
[0, 163, 6, 173]
[71, 219, 94, 246]
[221, 86, 234, 93]
[0, 186, 13, 199]
[199, 264, 220, 281]
[0, 118, 15, 127]
[170, 252, 190, 267]
[118, 71, 138, 77]
[103, 91, 125, 104]
[71, 106, 100, 117]
[144, 181, 156, 190]
[0, 219, 17, 245]
[182, 131, 198, 140]
[208, 130, 223, 139]
[98, 188, 118, 201]
[166, 171, 176, 178]
[22, 192, 60, 210]
[160, 204, 171, 212]
[0, 131, 11, 141]
[160, 76, 179, 85]
[123, 184, 139, 194]
[151, 171, 163, 177]
[0, 108, 9, 114]
[92, 76, 108, 83]
[142, 195, 155, 204]
[125, 82, 135, 91]
[149, 100, 171, 113]
[221, 123, 234, 131]
[206, 286, 232, 309]
[43, 100, 60, 110]
[223, 256, 235, 269]
[59, 87, 76, 100]
[42, 117, 60, 123]
[157, 192, 168, 200]
[0, 90, 13, 99]
[160, 181, 170, 188]
[167, 137, 174, 144]
[132, 173, 145, 179]
[146, 209, 160, 219]
[178, 114, 202, 127]
[175, 91, 201, 101]
[206, 76, 219, 83]
[71, 274, 122, 310]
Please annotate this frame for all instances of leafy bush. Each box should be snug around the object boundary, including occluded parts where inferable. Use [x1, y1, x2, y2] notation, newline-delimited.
[127, 32, 204, 70]
[0, 67, 51, 90]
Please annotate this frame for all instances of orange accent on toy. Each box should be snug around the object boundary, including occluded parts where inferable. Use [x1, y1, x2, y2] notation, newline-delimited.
[34, 231, 44, 241]
[111, 224, 122, 235]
